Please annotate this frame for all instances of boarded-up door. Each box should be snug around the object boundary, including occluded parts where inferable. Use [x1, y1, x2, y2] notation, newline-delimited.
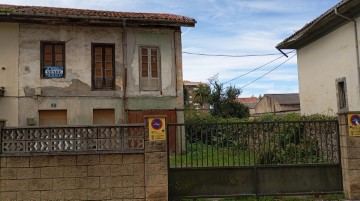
[128, 110, 177, 152]
[39, 110, 67, 126]
[93, 109, 115, 125]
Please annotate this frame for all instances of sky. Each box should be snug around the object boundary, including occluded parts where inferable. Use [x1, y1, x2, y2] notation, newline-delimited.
[0, 0, 341, 97]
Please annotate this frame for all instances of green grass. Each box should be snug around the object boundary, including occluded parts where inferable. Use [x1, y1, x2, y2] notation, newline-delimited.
[169, 143, 255, 167]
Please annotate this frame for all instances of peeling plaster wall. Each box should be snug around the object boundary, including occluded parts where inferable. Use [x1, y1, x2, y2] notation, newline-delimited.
[126, 28, 176, 98]
[19, 24, 124, 96]
[16, 24, 182, 126]
[18, 24, 125, 126]
[0, 23, 19, 126]
[298, 18, 360, 115]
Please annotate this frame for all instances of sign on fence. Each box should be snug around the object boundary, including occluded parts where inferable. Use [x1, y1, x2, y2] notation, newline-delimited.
[148, 117, 166, 141]
[348, 114, 360, 136]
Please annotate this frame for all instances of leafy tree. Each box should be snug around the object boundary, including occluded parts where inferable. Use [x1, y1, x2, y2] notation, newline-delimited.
[193, 84, 211, 108]
[183, 85, 190, 106]
[209, 81, 249, 118]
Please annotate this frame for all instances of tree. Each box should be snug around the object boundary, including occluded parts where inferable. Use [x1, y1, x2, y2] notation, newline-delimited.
[183, 85, 190, 106]
[193, 84, 211, 108]
[210, 82, 249, 118]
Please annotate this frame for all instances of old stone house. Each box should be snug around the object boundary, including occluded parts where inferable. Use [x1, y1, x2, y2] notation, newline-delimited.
[276, 0, 360, 115]
[255, 93, 300, 115]
[0, 4, 196, 126]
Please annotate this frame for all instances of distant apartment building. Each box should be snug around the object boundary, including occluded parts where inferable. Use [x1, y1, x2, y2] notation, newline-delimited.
[236, 96, 259, 115]
[183, 80, 210, 109]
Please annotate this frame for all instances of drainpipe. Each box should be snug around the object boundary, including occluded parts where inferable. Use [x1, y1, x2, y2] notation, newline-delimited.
[122, 19, 128, 123]
[334, 8, 360, 94]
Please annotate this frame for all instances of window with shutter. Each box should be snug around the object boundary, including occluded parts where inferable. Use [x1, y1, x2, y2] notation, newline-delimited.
[92, 44, 115, 90]
[41, 42, 65, 78]
[140, 47, 160, 91]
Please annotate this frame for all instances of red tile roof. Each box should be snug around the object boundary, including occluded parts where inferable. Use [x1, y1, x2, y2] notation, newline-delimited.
[0, 4, 196, 27]
[236, 97, 259, 103]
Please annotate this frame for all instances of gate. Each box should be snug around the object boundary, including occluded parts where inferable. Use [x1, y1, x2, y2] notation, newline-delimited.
[167, 120, 342, 199]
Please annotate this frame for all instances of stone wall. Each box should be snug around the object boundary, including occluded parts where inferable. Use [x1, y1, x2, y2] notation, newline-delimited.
[0, 141, 168, 200]
[339, 113, 360, 200]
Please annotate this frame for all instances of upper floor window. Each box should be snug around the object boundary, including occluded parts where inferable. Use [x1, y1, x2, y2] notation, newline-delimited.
[140, 47, 160, 91]
[92, 44, 115, 90]
[41, 42, 65, 78]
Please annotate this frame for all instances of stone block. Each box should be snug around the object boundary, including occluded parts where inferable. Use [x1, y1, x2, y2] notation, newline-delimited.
[145, 141, 167, 153]
[88, 165, 111, 177]
[338, 115, 348, 125]
[133, 175, 145, 187]
[28, 178, 52, 190]
[111, 164, 134, 176]
[4, 179, 28, 191]
[41, 189, 88, 200]
[123, 154, 144, 164]
[17, 191, 41, 201]
[111, 187, 134, 199]
[146, 163, 167, 174]
[1, 168, 17, 179]
[348, 159, 360, 170]
[133, 164, 145, 175]
[100, 176, 122, 188]
[134, 187, 145, 199]
[87, 188, 111, 200]
[145, 186, 167, 199]
[347, 137, 360, 148]
[41, 166, 64, 178]
[346, 147, 360, 159]
[0, 179, 5, 191]
[122, 175, 135, 187]
[56, 156, 77, 166]
[77, 155, 99, 165]
[145, 174, 168, 187]
[0, 192, 17, 201]
[63, 166, 87, 177]
[17, 167, 41, 179]
[145, 152, 166, 164]
[6, 157, 29, 167]
[53, 178, 76, 190]
[100, 154, 123, 165]
[0, 157, 6, 167]
[30, 156, 61, 167]
[76, 177, 99, 189]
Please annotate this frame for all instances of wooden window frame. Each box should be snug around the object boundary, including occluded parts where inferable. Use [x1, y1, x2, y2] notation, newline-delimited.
[40, 41, 66, 79]
[139, 46, 161, 91]
[91, 43, 115, 90]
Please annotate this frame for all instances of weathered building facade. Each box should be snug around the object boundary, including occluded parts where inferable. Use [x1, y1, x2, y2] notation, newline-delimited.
[0, 4, 196, 126]
[255, 93, 300, 115]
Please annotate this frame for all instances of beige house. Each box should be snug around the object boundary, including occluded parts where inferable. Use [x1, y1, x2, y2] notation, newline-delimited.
[0, 4, 196, 126]
[277, 0, 360, 115]
[255, 93, 300, 115]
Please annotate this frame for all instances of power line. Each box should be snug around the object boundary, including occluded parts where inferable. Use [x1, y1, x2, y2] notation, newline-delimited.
[239, 53, 297, 90]
[182, 51, 294, 57]
[223, 50, 296, 84]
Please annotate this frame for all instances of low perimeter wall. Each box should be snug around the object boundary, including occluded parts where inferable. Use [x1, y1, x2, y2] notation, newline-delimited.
[0, 125, 168, 201]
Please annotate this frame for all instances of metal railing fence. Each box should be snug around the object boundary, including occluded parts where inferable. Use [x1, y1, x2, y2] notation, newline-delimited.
[168, 120, 339, 168]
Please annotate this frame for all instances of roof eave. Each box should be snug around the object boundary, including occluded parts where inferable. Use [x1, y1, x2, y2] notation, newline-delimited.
[0, 12, 196, 27]
[277, 0, 360, 50]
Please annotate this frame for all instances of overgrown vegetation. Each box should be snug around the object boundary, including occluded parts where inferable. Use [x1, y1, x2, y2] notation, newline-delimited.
[171, 113, 338, 167]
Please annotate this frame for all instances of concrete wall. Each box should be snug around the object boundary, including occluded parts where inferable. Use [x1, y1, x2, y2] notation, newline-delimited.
[0, 23, 19, 126]
[297, 17, 360, 115]
[0, 141, 168, 200]
[14, 24, 182, 126]
[255, 97, 299, 114]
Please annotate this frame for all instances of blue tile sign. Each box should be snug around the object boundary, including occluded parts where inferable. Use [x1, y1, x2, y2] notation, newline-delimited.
[43, 66, 64, 78]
